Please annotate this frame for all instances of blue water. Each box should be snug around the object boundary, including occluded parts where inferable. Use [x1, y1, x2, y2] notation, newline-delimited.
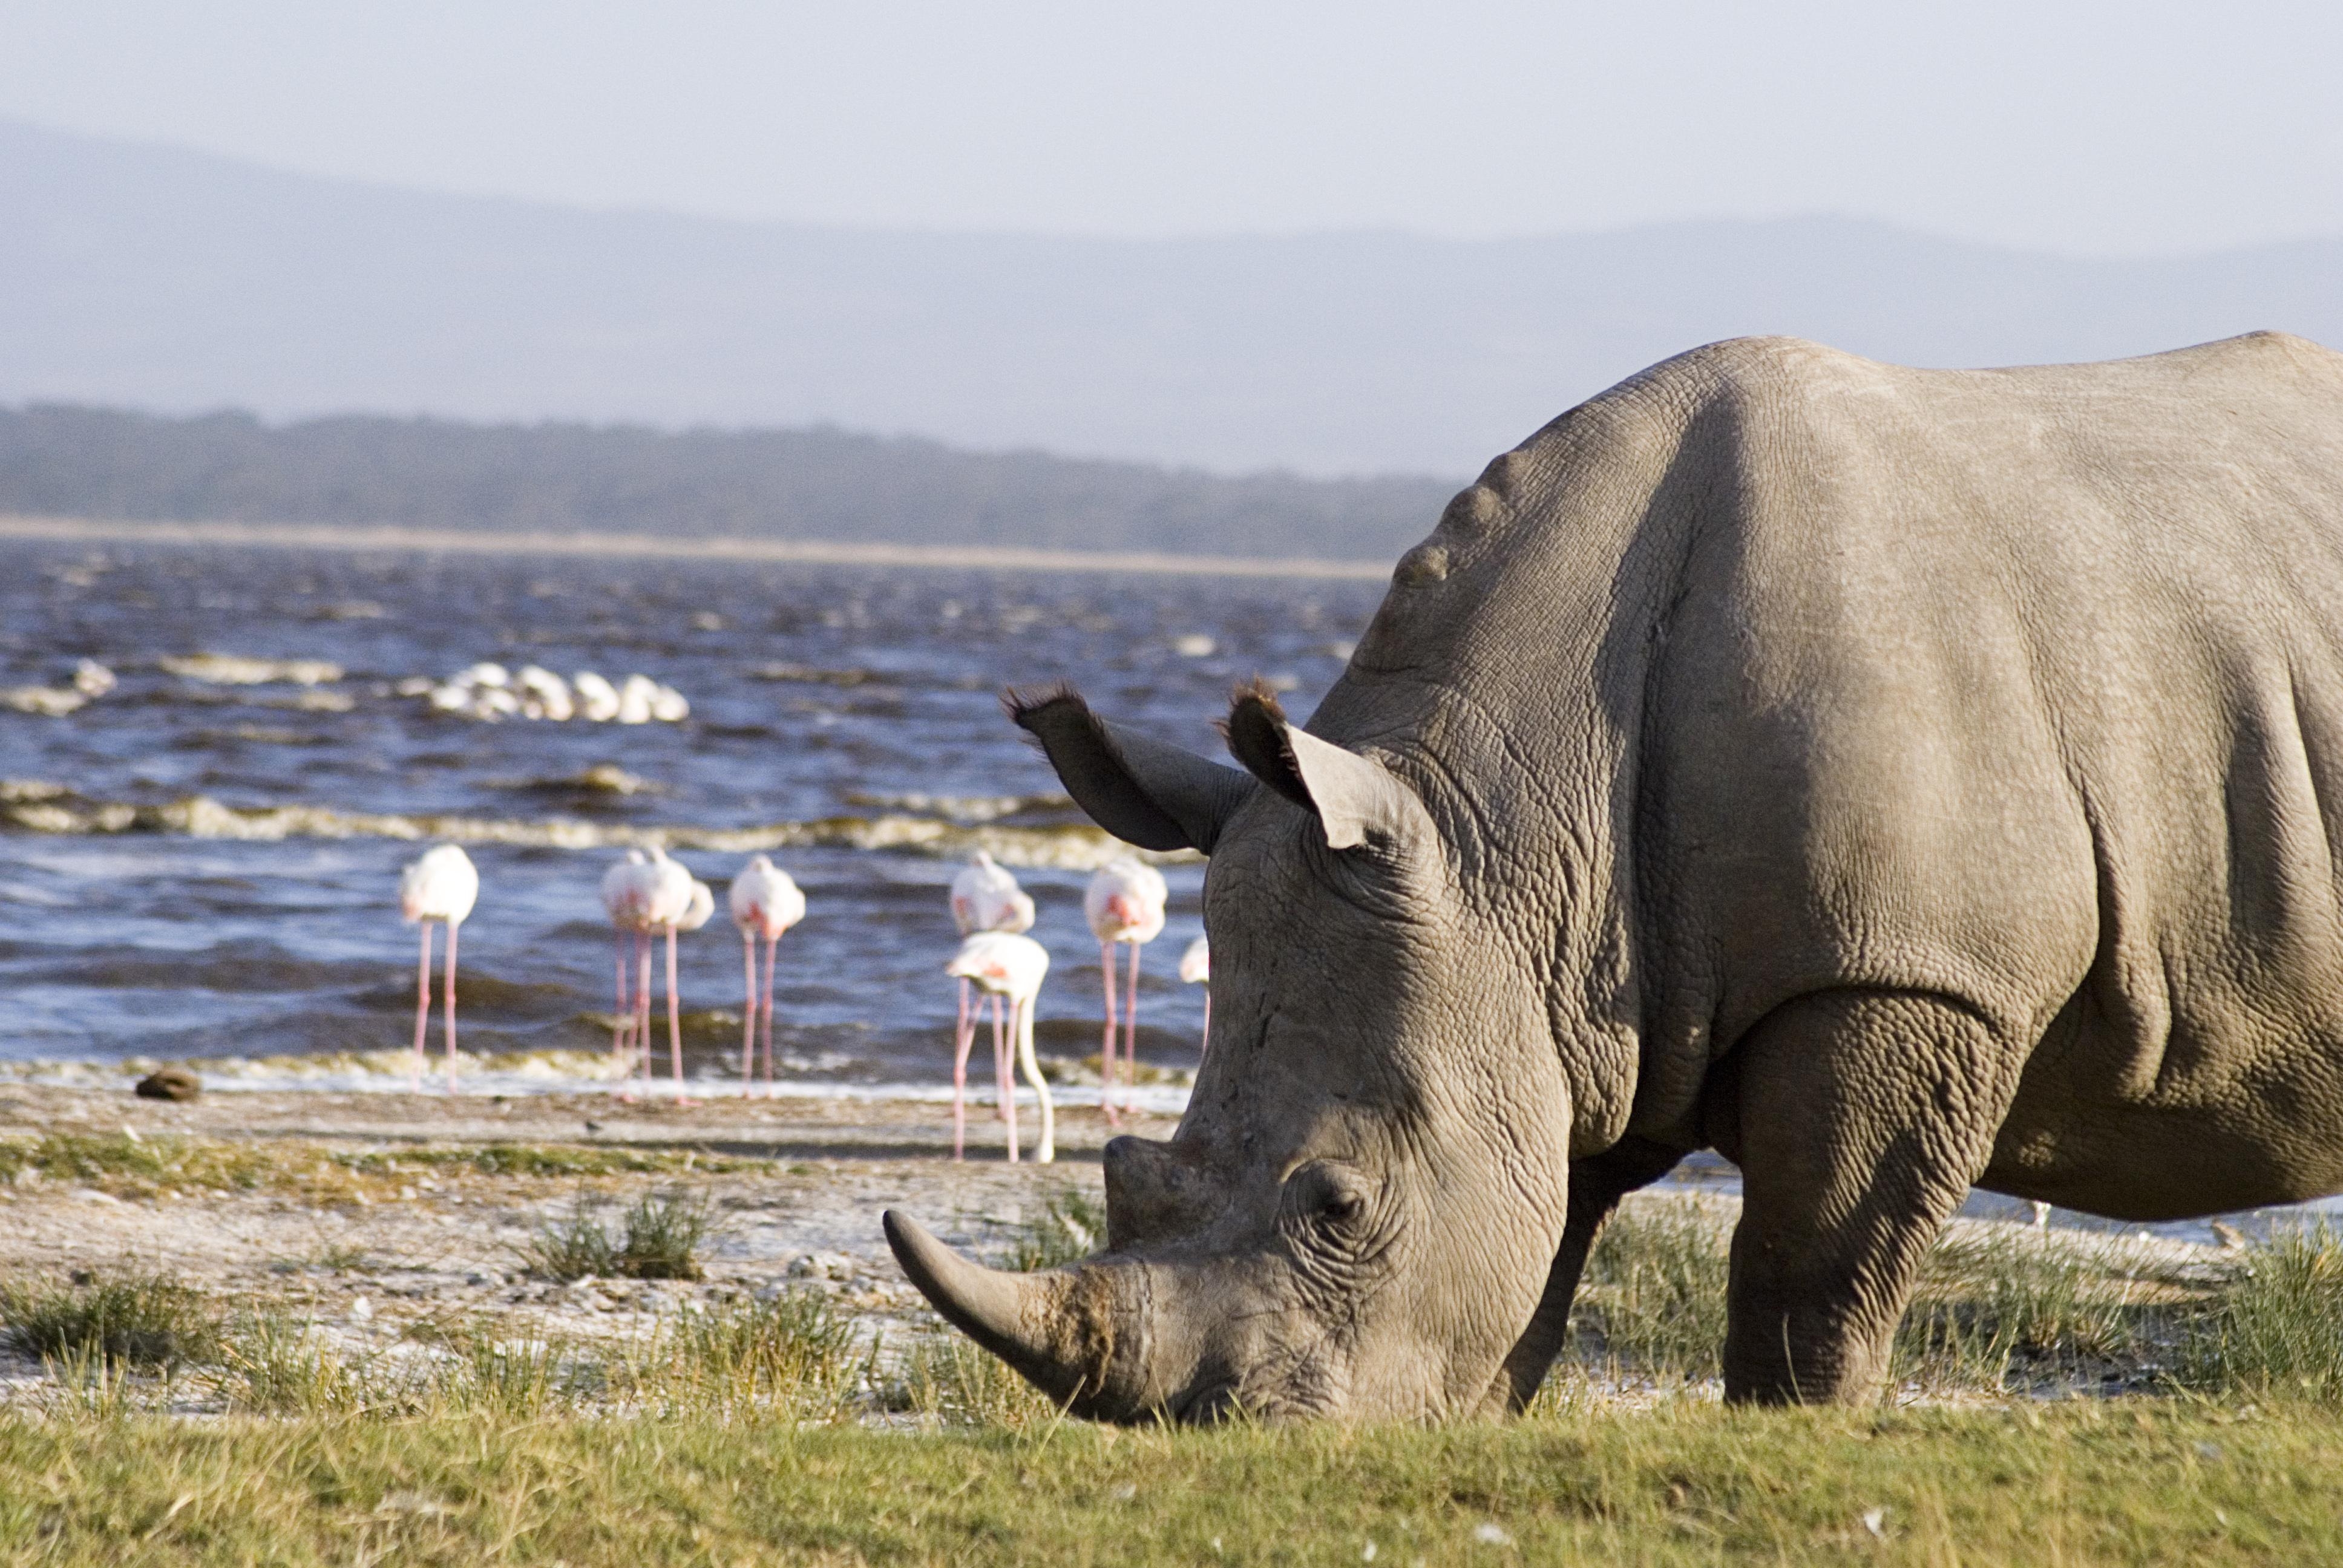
[0, 541, 1377, 1086]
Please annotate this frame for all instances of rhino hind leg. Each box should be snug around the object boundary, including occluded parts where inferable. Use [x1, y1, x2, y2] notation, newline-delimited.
[1719, 989, 2024, 1405]
[1490, 1136, 1688, 1413]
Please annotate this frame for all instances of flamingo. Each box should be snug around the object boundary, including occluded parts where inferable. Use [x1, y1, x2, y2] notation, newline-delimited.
[600, 850, 659, 1094]
[948, 852, 1035, 1149]
[945, 932, 1053, 1163]
[1180, 934, 1211, 1060]
[641, 851, 702, 1100]
[1084, 857, 1167, 1126]
[729, 855, 805, 1097]
[398, 844, 479, 1094]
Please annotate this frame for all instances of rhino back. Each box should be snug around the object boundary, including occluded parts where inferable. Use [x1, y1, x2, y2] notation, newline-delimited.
[1317, 332, 2343, 1150]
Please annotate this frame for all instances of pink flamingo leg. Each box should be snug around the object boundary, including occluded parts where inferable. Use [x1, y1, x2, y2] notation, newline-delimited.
[741, 932, 759, 1094]
[411, 921, 434, 1093]
[442, 919, 461, 1094]
[761, 933, 778, 1095]
[1098, 939, 1121, 1128]
[1121, 939, 1142, 1117]
[996, 1000, 1018, 1163]
[613, 931, 635, 1077]
[950, 981, 974, 1161]
[665, 925, 692, 1104]
[991, 993, 1011, 1120]
[636, 932, 654, 1094]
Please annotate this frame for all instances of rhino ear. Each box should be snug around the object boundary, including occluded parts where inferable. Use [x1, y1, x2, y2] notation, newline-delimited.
[1007, 684, 1254, 854]
[1223, 683, 1423, 852]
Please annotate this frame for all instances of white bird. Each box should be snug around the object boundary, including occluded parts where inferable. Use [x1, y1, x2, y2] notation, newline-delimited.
[572, 671, 621, 722]
[1085, 857, 1168, 1126]
[398, 844, 479, 1093]
[948, 853, 1036, 1144]
[1180, 934, 1211, 1060]
[649, 683, 690, 722]
[945, 932, 1053, 1163]
[951, 851, 1035, 936]
[642, 848, 700, 1100]
[616, 674, 660, 725]
[730, 856, 806, 1098]
[600, 850, 658, 1091]
[454, 662, 510, 690]
[514, 665, 574, 721]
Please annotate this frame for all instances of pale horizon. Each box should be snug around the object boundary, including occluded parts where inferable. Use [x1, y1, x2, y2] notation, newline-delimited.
[2, 1, 2338, 258]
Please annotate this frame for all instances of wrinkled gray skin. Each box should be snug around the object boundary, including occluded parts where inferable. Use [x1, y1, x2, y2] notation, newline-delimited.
[885, 332, 2343, 1419]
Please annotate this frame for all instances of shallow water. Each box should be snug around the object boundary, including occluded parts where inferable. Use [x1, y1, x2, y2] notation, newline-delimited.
[1, 541, 1375, 1089]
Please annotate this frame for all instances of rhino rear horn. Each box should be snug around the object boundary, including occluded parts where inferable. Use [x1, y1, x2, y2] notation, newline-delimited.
[1224, 682, 1424, 852]
[1008, 684, 1254, 854]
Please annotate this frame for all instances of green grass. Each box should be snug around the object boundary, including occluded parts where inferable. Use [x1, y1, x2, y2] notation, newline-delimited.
[10, 1214, 2343, 1561]
[520, 1188, 713, 1282]
[2175, 1220, 2343, 1398]
[1000, 1186, 1107, 1273]
[0, 1271, 220, 1370]
[1571, 1195, 1735, 1378]
[0, 1133, 743, 1208]
[0, 1132, 278, 1195]
[3, 1402, 2341, 1564]
[1570, 1195, 2211, 1395]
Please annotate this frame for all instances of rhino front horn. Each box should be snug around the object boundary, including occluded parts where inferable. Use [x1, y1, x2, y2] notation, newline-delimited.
[883, 1209, 1132, 1409]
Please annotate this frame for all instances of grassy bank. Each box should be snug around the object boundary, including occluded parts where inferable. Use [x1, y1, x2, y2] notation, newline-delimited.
[4, 1401, 2338, 1565]
[10, 1130, 2343, 1564]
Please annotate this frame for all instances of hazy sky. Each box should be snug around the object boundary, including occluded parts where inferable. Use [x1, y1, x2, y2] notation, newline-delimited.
[2, 1, 2338, 255]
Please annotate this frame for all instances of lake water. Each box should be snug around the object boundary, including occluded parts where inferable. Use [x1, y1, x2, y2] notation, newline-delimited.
[0, 540, 1377, 1100]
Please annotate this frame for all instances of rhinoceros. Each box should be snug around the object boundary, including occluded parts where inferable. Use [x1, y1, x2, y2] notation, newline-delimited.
[883, 331, 2343, 1417]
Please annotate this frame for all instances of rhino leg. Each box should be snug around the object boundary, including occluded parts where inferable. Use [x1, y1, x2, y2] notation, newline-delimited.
[1490, 1135, 1687, 1413]
[1719, 990, 2022, 1405]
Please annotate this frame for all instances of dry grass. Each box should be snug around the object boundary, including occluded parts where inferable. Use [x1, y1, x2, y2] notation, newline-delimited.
[1, 1270, 221, 1370]
[520, 1187, 714, 1281]
[0, 1132, 741, 1207]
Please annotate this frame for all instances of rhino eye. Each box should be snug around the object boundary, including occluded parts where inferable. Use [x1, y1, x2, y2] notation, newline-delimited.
[1287, 1161, 1372, 1229]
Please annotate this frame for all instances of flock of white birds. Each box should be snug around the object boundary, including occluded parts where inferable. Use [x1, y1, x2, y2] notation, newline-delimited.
[395, 662, 690, 724]
[397, 841, 1208, 1163]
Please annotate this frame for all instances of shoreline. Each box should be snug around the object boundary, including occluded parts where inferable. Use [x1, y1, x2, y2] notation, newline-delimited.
[0, 513, 1398, 580]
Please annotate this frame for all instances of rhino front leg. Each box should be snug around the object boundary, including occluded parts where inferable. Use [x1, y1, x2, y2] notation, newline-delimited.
[1718, 988, 2024, 1405]
[1490, 1135, 1688, 1413]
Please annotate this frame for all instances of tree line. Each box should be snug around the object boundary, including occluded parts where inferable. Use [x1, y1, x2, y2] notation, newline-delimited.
[0, 405, 1453, 561]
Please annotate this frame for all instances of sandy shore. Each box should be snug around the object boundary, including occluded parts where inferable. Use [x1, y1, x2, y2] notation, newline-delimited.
[0, 514, 1394, 580]
[0, 1081, 1173, 1400]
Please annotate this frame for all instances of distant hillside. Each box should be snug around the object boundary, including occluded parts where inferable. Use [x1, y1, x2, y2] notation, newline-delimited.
[0, 404, 1455, 560]
[4, 119, 2337, 476]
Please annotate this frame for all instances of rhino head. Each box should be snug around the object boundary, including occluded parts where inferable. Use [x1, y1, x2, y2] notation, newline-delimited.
[884, 682, 1578, 1422]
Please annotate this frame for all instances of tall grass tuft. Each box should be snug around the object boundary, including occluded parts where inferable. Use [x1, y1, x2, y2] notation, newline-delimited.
[1, 1270, 220, 1369]
[523, 1187, 712, 1281]
[2177, 1221, 2343, 1399]
[1571, 1196, 1734, 1377]
[891, 1331, 1056, 1428]
[1004, 1186, 1106, 1272]
[621, 1290, 869, 1420]
[211, 1311, 376, 1414]
[1895, 1227, 2164, 1390]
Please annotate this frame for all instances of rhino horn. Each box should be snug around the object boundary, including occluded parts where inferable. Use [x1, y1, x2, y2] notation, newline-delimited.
[1224, 683, 1425, 851]
[883, 1209, 1146, 1413]
[1006, 684, 1254, 854]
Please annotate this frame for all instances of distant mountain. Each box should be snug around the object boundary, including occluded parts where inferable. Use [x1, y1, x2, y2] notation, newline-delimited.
[0, 404, 1455, 561]
[2, 118, 2338, 477]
